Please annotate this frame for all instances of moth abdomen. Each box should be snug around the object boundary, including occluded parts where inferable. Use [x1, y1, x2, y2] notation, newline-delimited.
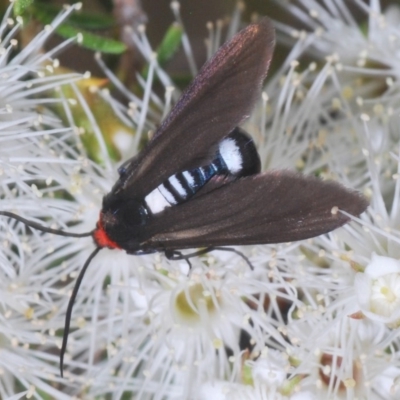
[144, 127, 261, 214]
[218, 127, 261, 178]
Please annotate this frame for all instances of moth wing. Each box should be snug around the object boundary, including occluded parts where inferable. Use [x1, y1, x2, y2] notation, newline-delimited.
[141, 171, 368, 249]
[115, 18, 275, 199]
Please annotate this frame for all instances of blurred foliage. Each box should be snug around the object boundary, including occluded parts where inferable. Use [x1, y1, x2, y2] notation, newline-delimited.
[33, 2, 115, 29]
[49, 23, 126, 54]
[13, 0, 127, 54]
[141, 22, 183, 79]
[13, 0, 33, 15]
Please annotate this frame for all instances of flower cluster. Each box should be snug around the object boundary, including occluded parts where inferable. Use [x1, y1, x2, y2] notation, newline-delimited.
[1, 0, 400, 399]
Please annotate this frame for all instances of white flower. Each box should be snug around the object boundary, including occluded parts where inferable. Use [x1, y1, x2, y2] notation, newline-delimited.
[4, 0, 400, 399]
[355, 254, 400, 325]
[197, 351, 316, 400]
[0, 2, 98, 399]
[89, 250, 302, 398]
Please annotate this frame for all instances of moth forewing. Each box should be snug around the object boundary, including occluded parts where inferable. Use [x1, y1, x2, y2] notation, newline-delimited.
[108, 18, 276, 200]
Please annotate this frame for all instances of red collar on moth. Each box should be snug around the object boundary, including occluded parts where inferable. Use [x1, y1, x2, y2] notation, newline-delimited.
[93, 213, 121, 249]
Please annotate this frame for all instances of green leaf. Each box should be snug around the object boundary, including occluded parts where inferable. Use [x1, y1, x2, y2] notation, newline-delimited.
[66, 10, 115, 30]
[56, 24, 126, 54]
[34, 2, 115, 29]
[142, 23, 182, 78]
[157, 23, 183, 66]
[13, 0, 34, 16]
[33, 7, 126, 54]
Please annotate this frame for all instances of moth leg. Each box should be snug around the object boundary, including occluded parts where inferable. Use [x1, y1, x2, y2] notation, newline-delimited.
[165, 247, 253, 270]
[164, 248, 214, 269]
[211, 247, 254, 270]
[164, 249, 192, 269]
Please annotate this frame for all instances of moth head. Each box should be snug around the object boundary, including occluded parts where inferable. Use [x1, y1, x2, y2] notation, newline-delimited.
[94, 194, 149, 251]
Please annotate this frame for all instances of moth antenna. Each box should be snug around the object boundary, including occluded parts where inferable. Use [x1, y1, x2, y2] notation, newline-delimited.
[60, 246, 102, 378]
[0, 211, 93, 238]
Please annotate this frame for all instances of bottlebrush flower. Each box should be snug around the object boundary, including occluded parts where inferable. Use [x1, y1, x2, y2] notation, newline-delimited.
[2, 0, 400, 399]
[355, 254, 400, 326]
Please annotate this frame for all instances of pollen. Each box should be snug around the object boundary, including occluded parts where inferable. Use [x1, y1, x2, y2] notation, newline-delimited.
[212, 338, 223, 349]
[24, 308, 34, 319]
[174, 283, 218, 323]
[370, 274, 400, 317]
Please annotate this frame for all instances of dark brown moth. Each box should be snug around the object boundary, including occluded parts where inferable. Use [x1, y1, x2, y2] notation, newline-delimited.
[0, 17, 368, 377]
